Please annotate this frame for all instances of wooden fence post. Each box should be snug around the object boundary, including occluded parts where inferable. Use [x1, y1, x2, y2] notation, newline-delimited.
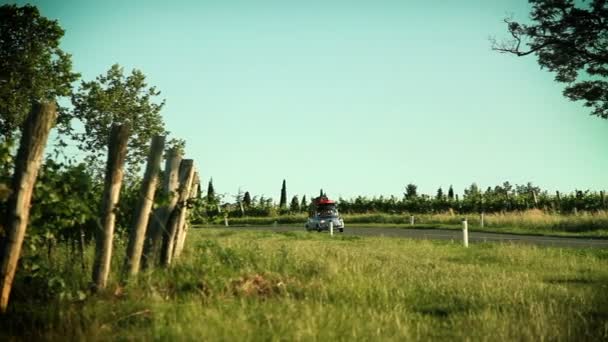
[173, 170, 199, 260]
[141, 149, 181, 268]
[123, 135, 165, 277]
[92, 124, 129, 291]
[462, 218, 469, 247]
[0, 102, 56, 313]
[161, 159, 194, 266]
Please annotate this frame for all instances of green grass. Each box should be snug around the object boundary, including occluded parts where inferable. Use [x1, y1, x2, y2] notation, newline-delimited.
[2, 228, 607, 340]
[221, 210, 608, 238]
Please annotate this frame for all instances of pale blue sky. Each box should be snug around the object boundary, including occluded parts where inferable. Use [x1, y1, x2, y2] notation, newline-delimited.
[12, 0, 608, 201]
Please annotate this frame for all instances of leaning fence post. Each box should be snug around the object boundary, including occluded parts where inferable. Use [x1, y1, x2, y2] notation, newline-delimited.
[462, 218, 469, 248]
[124, 135, 165, 277]
[141, 148, 182, 269]
[92, 124, 130, 291]
[160, 159, 194, 266]
[173, 167, 198, 260]
[0, 102, 56, 313]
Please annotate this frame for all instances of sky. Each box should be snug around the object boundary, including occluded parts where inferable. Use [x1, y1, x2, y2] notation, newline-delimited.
[9, 0, 608, 201]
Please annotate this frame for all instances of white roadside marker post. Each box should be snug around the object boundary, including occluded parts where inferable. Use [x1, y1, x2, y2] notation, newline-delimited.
[462, 218, 469, 247]
[224, 215, 229, 227]
[480, 212, 485, 228]
[330, 221, 334, 237]
[410, 215, 415, 226]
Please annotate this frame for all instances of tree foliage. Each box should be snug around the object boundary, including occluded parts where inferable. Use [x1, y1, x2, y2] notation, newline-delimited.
[404, 183, 418, 200]
[493, 0, 608, 119]
[279, 180, 287, 209]
[0, 4, 79, 139]
[207, 179, 216, 203]
[447, 185, 455, 200]
[243, 191, 252, 207]
[290, 195, 300, 212]
[68, 64, 166, 176]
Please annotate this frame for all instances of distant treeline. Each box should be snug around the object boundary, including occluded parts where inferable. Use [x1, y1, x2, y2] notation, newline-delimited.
[193, 181, 607, 221]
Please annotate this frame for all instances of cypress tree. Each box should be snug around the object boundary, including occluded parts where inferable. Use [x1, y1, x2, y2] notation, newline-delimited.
[448, 185, 454, 200]
[207, 178, 215, 202]
[436, 187, 444, 200]
[301, 195, 307, 212]
[243, 191, 251, 207]
[280, 180, 287, 208]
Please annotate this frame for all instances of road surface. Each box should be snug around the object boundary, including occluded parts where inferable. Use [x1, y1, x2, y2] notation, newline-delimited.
[209, 225, 608, 248]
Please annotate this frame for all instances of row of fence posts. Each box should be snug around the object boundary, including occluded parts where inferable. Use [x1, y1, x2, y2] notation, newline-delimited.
[0, 101, 199, 313]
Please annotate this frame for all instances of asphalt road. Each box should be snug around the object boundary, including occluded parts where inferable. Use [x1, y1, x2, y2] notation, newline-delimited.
[214, 225, 608, 248]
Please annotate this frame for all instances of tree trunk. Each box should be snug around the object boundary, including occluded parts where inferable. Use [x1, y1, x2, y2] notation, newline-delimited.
[141, 149, 181, 269]
[123, 135, 165, 277]
[0, 102, 57, 313]
[92, 124, 129, 291]
[161, 159, 194, 266]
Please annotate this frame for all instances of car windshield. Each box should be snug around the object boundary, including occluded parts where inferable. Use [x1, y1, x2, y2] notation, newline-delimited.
[316, 206, 338, 217]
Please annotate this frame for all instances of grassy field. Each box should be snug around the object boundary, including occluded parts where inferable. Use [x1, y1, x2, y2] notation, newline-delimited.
[220, 210, 608, 237]
[2, 228, 607, 340]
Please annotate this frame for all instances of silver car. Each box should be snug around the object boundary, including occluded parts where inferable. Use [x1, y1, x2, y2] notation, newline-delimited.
[305, 206, 344, 232]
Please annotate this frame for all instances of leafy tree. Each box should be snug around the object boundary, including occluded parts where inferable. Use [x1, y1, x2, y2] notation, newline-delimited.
[243, 191, 252, 207]
[0, 4, 80, 140]
[492, 0, 608, 119]
[279, 179, 287, 209]
[447, 185, 455, 201]
[68, 64, 166, 176]
[464, 183, 481, 197]
[290, 195, 300, 212]
[300, 195, 307, 212]
[404, 183, 418, 200]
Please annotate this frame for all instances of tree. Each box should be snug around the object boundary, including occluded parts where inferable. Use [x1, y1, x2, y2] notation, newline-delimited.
[448, 185, 455, 201]
[300, 195, 307, 212]
[464, 183, 481, 197]
[404, 183, 418, 200]
[436, 187, 445, 200]
[68, 64, 166, 176]
[207, 178, 215, 203]
[243, 191, 252, 207]
[290, 195, 300, 212]
[492, 0, 608, 119]
[0, 4, 80, 139]
[279, 179, 287, 209]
